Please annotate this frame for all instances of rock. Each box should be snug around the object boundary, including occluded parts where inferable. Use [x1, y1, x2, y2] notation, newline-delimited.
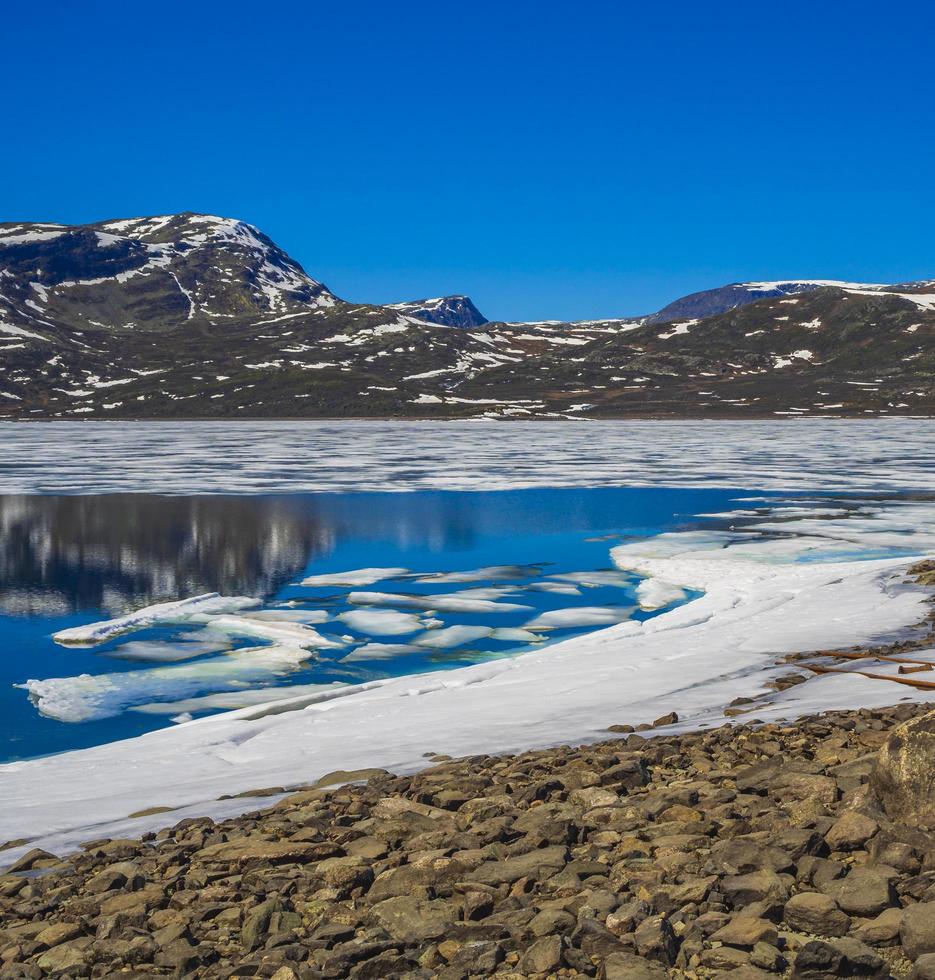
[466, 844, 568, 885]
[633, 914, 678, 965]
[910, 953, 935, 980]
[770, 771, 838, 806]
[569, 786, 619, 809]
[791, 937, 888, 979]
[241, 897, 284, 951]
[750, 941, 784, 972]
[601, 950, 669, 979]
[270, 969, 300, 980]
[902, 902, 935, 960]
[370, 896, 454, 942]
[35, 922, 83, 947]
[700, 945, 751, 970]
[520, 935, 563, 973]
[720, 968, 775, 980]
[652, 712, 678, 728]
[824, 811, 879, 851]
[823, 867, 896, 917]
[721, 869, 788, 907]
[444, 940, 503, 974]
[783, 892, 851, 937]
[34, 945, 92, 976]
[871, 709, 935, 828]
[710, 916, 778, 948]
[852, 906, 903, 946]
[3, 848, 57, 874]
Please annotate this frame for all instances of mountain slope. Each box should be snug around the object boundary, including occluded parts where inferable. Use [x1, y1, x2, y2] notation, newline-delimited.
[0, 214, 932, 419]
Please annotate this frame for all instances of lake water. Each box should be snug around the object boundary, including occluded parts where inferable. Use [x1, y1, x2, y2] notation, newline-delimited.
[2, 417, 933, 766]
[0, 486, 754, 762]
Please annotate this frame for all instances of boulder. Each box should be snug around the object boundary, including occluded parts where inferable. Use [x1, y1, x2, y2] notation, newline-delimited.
[823, 867, 896, 917]
[601, 950, 668, 979]
[910, 953, 935, 980]
[520, 935, 563, 974]
[369, 895, 455, 942]
[870, 709, 935, 828]
[710, 916, 778, 948]
[824, 811, 879, 851]
[783, 892, 851, 937]
[633, 914, 678, 965]
[791, 938, 888, 979]
[852, 907, 903, 946]
[902, 902, 935, 961]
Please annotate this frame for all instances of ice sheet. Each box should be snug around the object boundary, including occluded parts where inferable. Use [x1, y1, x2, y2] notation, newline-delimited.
[0, 419, 933, 494]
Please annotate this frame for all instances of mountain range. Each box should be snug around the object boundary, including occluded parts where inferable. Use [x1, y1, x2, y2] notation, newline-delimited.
[1, 213, 932, 419]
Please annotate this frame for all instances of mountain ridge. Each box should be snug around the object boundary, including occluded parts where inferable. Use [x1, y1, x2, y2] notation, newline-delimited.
[1, 213, 932, 419]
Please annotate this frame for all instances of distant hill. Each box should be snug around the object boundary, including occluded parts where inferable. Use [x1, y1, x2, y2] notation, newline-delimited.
[1, 213, 932, 419]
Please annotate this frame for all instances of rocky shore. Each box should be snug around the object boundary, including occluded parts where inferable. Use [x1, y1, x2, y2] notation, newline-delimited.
[3, 703, 935, 980]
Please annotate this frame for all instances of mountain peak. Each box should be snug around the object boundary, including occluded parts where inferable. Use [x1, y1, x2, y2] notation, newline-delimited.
[387, 295, 487, 328]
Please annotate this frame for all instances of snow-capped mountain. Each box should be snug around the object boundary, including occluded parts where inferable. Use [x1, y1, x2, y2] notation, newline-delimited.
[387, 295, 487, 328]
[0, 213, 932, 420]
[648, 278, 935, 323]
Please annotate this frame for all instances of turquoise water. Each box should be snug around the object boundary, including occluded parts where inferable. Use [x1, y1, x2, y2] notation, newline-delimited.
[1, 487, 752, 762]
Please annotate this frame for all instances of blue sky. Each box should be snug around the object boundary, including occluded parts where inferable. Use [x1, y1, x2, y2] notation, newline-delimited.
[5, 1, 934, 321]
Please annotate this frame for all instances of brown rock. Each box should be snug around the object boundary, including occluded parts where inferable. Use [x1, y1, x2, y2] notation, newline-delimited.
[824, 811, 879, 851]
[871, 709, 935, 828]
[634, 914, 678, 965]
[791, 937, 888, 979]
[823, 867, 896, 917]
[370, 895, 455, 942]
[710, 915, 778, 948]
[902, 902, 935, 961]
[520, 935, 563, 974]
[851, 906, 903, 946]
[783, 892, 851, 937]
[910, 953, 935, 980]
[601, 950, 668, 979]
[721, 869, 788, 907]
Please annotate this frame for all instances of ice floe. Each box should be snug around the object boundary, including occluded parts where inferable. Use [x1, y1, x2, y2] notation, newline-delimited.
[336, 609, 424, 636]
[299, 567, 409, 587]
[347, 590, 533, 614]
[413, 625, 494, 649]
[52, 594, 260, 646]
[525, 606, 636, 629]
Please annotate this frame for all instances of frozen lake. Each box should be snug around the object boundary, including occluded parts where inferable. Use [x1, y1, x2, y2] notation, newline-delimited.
[1, 487, 736, 760]
[0, 418, 934, 493]
[1, 418, 934, 862]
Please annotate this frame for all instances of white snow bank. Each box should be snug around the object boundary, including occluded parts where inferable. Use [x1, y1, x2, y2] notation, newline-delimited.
[52, 594, 259, 646]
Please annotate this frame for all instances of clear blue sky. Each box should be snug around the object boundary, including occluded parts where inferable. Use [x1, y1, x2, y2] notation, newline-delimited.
[4, 1, 934, 321]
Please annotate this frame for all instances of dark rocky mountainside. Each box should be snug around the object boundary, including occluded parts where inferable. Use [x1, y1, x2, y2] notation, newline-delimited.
[1, 214, 932, 419]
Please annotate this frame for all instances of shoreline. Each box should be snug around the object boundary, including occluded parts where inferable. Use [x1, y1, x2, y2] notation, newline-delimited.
[3, 548, 932, 873]
[3, 701, 934, 978]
